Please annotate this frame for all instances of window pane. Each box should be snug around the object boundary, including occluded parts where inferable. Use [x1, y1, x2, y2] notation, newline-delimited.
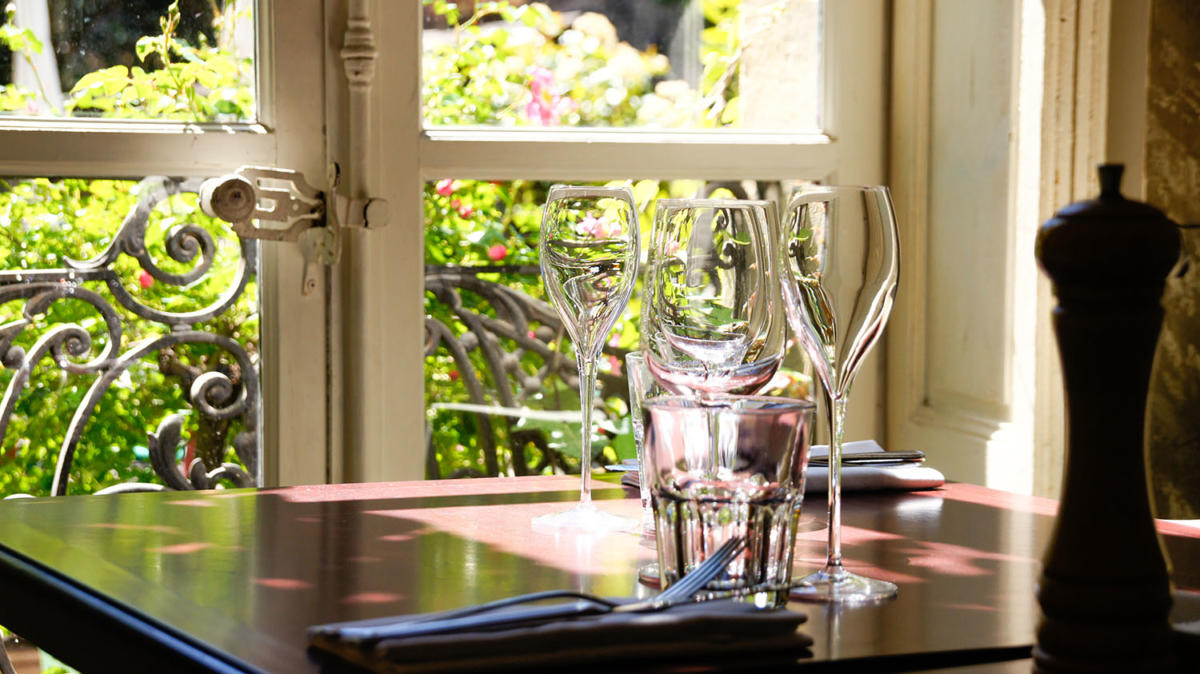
[0, 176, 259, 496]
[0, 1, 255, 122]
[422, 0, 820, 132]
[423, 177, 811, 479]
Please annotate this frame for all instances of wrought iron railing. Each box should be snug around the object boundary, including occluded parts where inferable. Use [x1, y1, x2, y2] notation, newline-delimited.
[424, 265, 629, 479]
[0, 177, 258, 496]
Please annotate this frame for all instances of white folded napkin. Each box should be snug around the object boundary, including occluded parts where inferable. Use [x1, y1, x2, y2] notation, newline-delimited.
[804, 440, 945, 493]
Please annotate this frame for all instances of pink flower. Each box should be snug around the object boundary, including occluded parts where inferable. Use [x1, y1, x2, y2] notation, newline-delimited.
[452, 199, 474, 218]
[138, 270, 154, 289]
[523, 66, 573, 126]
[435, 179, 455, 196]
[579, 214, 622, 239]
[530, 66, 554, 89]
[607, 355, 622, 376]
[487, 244, 508, 261]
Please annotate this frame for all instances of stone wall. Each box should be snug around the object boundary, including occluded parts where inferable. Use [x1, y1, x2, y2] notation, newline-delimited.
[1145, 0, 1200, 518]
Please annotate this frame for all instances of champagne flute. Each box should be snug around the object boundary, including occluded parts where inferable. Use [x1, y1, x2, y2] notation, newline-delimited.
[640, 199, 786, 399]
[536, 184, 640, 532]
[782, 185, 900, 603]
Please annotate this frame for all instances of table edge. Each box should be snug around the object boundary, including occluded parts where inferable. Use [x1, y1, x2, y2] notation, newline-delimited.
[0, 542, 261, 674]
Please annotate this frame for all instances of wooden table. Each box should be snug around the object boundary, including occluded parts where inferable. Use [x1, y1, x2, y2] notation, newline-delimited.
[0, 476, 1197, 672]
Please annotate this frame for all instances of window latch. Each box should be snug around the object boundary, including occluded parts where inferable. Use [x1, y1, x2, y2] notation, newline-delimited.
[199, 165, 389, 296]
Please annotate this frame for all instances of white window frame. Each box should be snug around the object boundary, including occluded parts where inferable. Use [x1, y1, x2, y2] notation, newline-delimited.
[886, 0, 1133, 498]
[350, 0, 890, 481]
[0, 0, 330, 488]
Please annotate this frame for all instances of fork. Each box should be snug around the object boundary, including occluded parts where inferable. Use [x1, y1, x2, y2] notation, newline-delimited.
[316, 536, 747, 645]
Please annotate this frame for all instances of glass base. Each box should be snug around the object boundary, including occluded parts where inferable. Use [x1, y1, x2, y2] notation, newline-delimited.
[640, 509, 656, 536]
[789, 565, 899, 604]
[637, 562, 661, 588]
[531, 502, 637, 534]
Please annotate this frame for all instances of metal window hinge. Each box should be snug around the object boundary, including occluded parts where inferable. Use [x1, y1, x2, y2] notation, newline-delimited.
[200, 165, 388, 296]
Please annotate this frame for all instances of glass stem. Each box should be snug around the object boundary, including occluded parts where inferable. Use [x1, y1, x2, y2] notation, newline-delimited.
[576, 352, 596, 507]
[703, 392, 720, 463]
[826, 394, 847, 569]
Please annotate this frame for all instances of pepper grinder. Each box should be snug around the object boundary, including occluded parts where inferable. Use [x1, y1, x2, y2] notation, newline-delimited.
[1034, 164, 1180, 672]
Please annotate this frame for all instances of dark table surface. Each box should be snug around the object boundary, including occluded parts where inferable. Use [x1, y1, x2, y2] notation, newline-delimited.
[0, 476, 1197, 672]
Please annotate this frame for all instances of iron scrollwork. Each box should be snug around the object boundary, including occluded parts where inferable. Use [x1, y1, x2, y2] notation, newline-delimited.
[424, 266, 629, 479]
[0, 176, 259, 496]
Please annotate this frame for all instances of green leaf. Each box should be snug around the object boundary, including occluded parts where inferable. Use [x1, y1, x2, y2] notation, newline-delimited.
[720, 96, 740, 125]
[611, 424, 636, 461]
[179, 47, 206, 66]
[0, 24, 43, 55]
[135, 36, 158, 62]
[213, 99, 240, 114]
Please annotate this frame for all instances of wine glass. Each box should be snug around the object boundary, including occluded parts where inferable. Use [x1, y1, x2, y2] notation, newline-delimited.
[536, 184, 640, 532]
[781, 185, 900, 603]
[640, 199, 786, 399]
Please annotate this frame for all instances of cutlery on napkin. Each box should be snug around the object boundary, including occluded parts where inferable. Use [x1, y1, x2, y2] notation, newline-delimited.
[308, 600, 812, 673]
[319, 536, 747, 646]
[307, 537, 812, 672]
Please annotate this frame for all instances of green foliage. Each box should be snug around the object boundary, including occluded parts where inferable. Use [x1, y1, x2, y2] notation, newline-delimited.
[0, 8, 42, 54]
[420, 0, 742, 130]
[0, 80, 35, 112]
[0, 0, 253, 120]
[420, 0, 748, 478]
[701, 0, 742, 125]
[0, 178, 256, 496]
[0, 2, 52, 113]
[67, 2, 252, 120]
[0, 3, 256, 497]
[0, 0, 763, 486]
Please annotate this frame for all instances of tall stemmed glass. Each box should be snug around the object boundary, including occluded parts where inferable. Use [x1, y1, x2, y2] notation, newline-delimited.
[537, 184, 640, 531]
[641, 198, 786, 398]
[782, 185, 900, 603]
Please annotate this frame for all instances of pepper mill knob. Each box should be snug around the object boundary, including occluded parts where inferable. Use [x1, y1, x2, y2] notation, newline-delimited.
[1034, 164, 1181, 672]
[1097, 163, 1124, 197]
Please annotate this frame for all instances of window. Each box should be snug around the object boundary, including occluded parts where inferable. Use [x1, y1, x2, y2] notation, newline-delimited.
[0, 1, 329, 491]
[1, 0, 254, 121]
[386, 0, 889, 480]
[420, 0, 821, 131]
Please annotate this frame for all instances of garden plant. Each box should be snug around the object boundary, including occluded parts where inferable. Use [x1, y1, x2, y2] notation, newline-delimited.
[0, 0, 783, 494]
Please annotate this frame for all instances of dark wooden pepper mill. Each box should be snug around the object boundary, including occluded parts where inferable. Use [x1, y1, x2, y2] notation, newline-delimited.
[1034, 164, 1181, 672]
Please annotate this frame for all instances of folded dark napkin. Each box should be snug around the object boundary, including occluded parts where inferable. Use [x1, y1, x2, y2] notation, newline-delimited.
[308, 599, 811, 673]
